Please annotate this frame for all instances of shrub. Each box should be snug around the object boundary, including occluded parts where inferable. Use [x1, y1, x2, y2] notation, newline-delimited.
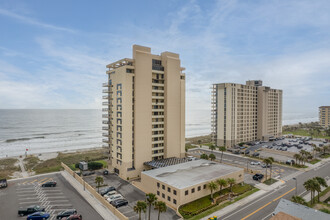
[88, 161, 103, 170]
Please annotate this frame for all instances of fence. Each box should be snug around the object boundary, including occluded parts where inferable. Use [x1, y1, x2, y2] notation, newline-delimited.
[61, 162, 129, 220]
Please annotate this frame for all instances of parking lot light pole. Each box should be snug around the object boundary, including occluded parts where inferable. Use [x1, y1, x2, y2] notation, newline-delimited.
[293, 177, 297, 196]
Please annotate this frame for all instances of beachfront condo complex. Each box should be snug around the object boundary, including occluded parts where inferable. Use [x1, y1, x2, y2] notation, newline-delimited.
[319, 106, 330, 128]
[211, 80, 283, 147]
[102, 45, 185, 180]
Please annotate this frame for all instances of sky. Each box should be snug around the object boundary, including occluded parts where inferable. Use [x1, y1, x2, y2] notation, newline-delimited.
[0, 0, 330, 127]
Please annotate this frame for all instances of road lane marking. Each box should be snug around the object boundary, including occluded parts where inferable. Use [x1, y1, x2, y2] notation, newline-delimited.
[240, 188, 295, 220]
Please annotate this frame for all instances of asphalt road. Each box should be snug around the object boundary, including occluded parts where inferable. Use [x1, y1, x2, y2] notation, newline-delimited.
[0, 173, 103, 220]
[220, 161, 330, 220]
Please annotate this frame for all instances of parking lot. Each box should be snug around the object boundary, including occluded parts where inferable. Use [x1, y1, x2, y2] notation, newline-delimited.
[83, 171, 180, 220]
[1, 173, 102, 220]
[188, 149, 298, 185]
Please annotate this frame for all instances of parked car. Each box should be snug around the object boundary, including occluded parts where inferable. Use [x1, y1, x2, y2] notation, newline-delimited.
[100, 186, 116, 196]
[245, 150, 250, 155]
[18, 205, 45, 216]
[0, 178, 7, 188]
[111, 199, 128, 208]
[104, 190, 117, 199]
[107, 194, 124, 203]
[56, 209, 77, 219]
[253, 174, 264, 181]
[103, 170, 109, 175]
[42, 181, 57, 187]
[27, 212, 50, 220]
[286, 160, 295, 165]
[261, 163, 271, 168]
[297, 145, 303, 149]
[252, 152, 260, 157]
[61, 214, 82, 220]
[234, 150, 240, 155]
[82, 171, 95, 176]
[250, 161, 261, 165]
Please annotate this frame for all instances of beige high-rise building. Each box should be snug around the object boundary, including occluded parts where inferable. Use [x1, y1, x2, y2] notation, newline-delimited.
[319, 106, 330, 128]
[102, 45, 185, 180]
[211, 80, 282, 147]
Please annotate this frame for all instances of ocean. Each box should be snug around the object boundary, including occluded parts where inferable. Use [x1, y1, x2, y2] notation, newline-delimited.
[0, 109, 318, 158]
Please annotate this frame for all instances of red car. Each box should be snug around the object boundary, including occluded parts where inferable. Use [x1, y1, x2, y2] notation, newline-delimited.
[61, 214, 82, 220]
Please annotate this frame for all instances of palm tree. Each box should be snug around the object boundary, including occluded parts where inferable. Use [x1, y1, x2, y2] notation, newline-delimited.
[198, 140, 202, 148]
[209, 154, 216, 161]
[293, 154, 300, 165]
[227, 178, 236, 199]
[154, 201, 167, 220]
[314, 177, 328, 202]
[207, 181, 218, 201]
[134, 201, 147, 220]
[209, 144, 216, 152]
[146, 193, 157, 220]
[200, 153, 209, 160]
[291, 196, 307, 205]
[263, 158, 271, 180]
[219, 146, 226, 163]
[94, 176, 104, 193]
[304, 179, 316, 204]
[311, 144, 317, 158]
[268, 157, 274, 181]
[216, 178, 228, 195]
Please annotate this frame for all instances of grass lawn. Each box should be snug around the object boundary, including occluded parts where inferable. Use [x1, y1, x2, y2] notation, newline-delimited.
[23, 155, 40, 171]
[309, 159, 321, 164]
[0, 158, 20, 179]
[179, 184, 256, 219]
[32, 148, 108, 174]
[187, 188, 259, 220]
[264, 178, 278, 185]
[292, 164, 308, 169]
[282, 130, 330, 139]
[320, 154, 330, 159]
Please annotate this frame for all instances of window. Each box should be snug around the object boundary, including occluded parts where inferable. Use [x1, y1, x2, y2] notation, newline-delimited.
[191, 188, 195, 193]
[157, 191, 160, 196]
[173, 190, 177, 195]
[117, 118, 122, 125]
[185, 190, 188, 196]
[157, 183, 160, 188]
[116, 91, 122, 96]
[162, 185, 165, 190]
[116, 105, 122, 111]
[162, 193, 165, 198]
[116, 132, 122, 138]
[116, 112, 122, 117]
[198, 186, 201, 191]
[116, 84, 122, 90]
[116, 98, 122, 104]
[173, 199, 177, 204]
[168, 187, 171, 193]
[167, 196, 171, 202]
[203, 184, 206, 189]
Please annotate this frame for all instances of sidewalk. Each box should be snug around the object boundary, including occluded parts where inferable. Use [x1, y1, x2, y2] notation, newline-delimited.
[18, 157, 29, 178]
[201, 189, 267, 220]
[61, 171, 119, 220]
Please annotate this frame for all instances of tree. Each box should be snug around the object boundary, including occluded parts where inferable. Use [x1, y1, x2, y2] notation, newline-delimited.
[291, 196, 307, 206]
[219, 146, 226, 163]
[293, 154, 300, 165]
[134, 201, 147, 220]
[198, 140, 202, 148]
[146, 193, 157, 220]
[268, 157, 274, 180]
[94, 176, 104, 193]
[154, 201, 167, 220]
[216, 178, 228, 195]
[304, 179, 317, 204]
[207, 181, 218, 201]
[209, 154, 216, 161]
[263, 158, 271, 180]
[311, 144, 317, 159]
[200, 154, 209, 160]
[314, 177, 328, 202]
[209, 145, 216, 152]
[325, 127, 330, 137]
[227, 178, 236, 199]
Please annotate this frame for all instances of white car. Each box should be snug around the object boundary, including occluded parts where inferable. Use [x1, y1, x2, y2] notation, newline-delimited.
[250, 161, 261, 165]
[103, 190, 117, 199]
[107, 194, 123, 203]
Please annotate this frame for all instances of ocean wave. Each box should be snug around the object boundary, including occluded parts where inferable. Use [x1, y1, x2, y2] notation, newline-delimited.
[5, 136, 45, 143]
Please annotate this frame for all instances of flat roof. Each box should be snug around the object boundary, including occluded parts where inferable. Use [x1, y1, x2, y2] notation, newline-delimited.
[144, 157, 190, 169]
[274, 199, 330, 220]
[142, 159, 243, 189]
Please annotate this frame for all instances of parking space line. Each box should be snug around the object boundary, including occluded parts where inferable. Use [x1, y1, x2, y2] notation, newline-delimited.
[39, 178, 52, 185]
[37, 177, 49, 183]
[30, 179, 38, 183]
[19, 201, 41, 204]
[46, 196, 66, 199]
[18, 197, 39, 200]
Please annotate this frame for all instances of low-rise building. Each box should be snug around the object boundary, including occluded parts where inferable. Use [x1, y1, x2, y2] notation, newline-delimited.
[140, 159, 244, 209]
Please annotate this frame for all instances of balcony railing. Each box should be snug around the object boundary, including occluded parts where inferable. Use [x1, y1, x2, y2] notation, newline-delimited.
[102, 138, 110, 143]
[102, 108, 109, 112]
[102, 89, 113, 93]
[102, 83, 110, 87]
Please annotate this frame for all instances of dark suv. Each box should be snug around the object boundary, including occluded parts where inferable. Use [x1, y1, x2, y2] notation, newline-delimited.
[56, 209, 77, 219]
[42, 181, 57, 187]
[111, 199, 128, 208]
[100, 186, 116, 196]
[253, 174, 264, 181]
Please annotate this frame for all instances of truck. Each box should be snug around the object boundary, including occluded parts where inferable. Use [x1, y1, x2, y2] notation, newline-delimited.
[18, 205, 45, 216]
[0, 179, 7, 188]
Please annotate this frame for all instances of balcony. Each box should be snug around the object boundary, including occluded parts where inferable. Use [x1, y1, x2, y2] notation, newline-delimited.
[103, 95, 111, 99]
[102, 133, 111, 137]
[152, 127, 164, 131]
[103, 89, 113, 93]
[102, 121, 111, 125]
[102, 114, 111, 118]
[102, 138, 110, 143]
[152, 89, 164, 93]
[102, 126, 110, 130]
[152, 96, 164, 100]
[152, 140, 164, 144]
[102, 83, 110, 87]
[102, 102, 112, 106]
[152, 108, 164, 112]
[152, 115, 164, 118]
[152, 121, 164, 125]
[152, 134, 164, 138]
[152, 102, 164, 106]
[102, 108, 109, 112]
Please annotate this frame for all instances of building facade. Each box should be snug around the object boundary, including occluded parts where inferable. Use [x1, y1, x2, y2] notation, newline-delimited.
[319, 106, 330, 128]
[140, 159, 244, 209]
[102, 45, 185, 180]
[211, 80, 282, 147]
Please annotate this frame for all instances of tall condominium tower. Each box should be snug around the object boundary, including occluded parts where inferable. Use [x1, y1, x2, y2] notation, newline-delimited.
[211, 80, 282, 147]
[319, 106, 330, 128]
[102, 45, 185, 180]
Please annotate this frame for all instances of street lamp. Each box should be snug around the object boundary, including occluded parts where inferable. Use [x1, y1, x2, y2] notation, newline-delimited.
[293, 177, 297, 196]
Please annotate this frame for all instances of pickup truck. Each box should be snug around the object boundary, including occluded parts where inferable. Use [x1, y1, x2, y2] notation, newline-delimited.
[18, 205, 45, 216]
[0, 179, 7, 188]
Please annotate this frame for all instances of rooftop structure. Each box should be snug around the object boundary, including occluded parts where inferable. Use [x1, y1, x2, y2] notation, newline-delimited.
[273, 199, 330, 220]
[144, 157, 191, 169]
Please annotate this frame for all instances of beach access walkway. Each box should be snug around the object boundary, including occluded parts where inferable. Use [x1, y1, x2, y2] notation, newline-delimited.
[18, 157, 29, 178]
